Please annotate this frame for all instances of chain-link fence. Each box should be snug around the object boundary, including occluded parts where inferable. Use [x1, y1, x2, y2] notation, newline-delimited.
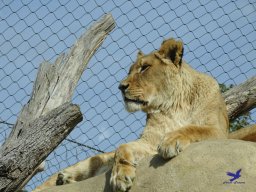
[0, 0, 255, 190]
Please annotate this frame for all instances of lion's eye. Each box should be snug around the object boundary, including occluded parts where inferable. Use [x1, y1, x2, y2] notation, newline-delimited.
[140, 65, 151, 73]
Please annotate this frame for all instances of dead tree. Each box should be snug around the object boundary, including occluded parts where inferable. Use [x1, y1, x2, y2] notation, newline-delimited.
[225, 76, 256, 140]
[0, 14, 115, 192]
[224, 76, 256, 121]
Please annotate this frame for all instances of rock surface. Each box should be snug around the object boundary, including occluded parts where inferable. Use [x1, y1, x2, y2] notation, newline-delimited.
[42, 139, 256, 192]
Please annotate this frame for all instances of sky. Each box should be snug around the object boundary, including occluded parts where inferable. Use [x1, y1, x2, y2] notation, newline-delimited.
[0, 0, 256, 190]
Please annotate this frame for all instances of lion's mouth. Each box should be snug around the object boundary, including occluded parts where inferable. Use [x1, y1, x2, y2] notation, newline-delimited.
[124, 97, 148, 105]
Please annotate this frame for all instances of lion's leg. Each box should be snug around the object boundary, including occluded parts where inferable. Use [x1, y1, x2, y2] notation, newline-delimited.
[158, 125, 223, 159]
[110, 140, 155, 192]
[228, 124, 256, 141]
[56, 152, 115, 185]
[32, 152, 114, 192]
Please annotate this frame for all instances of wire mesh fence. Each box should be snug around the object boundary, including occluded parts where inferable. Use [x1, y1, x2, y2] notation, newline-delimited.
[0, 0, 255, 190]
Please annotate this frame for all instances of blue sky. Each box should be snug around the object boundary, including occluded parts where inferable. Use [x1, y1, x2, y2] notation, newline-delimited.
[0, 0, 255, 190]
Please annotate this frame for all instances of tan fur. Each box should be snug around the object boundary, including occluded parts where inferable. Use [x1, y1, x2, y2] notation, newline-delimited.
[33, 152, 114, 191]
[33, 38, 254, 192]
[228, 124, 256, 141]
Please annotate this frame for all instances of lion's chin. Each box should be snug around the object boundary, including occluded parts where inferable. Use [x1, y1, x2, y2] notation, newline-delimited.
[125, 102, 142, 112]
[123, 97, 148, 112]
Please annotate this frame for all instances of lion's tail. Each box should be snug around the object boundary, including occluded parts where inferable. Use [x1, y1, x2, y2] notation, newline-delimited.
[228, 124, 256, 142]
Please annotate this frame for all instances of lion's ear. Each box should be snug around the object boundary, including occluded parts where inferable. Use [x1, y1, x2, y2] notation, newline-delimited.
[137, 50, 144, 59]
[158, 38, 184, 66]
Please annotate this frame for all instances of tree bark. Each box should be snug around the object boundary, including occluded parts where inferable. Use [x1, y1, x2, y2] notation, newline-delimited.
[0, 103, 82, 192]
[223, 76, 256, 121]
[0, 13, 115, 192]
[4, 13, 115, 146]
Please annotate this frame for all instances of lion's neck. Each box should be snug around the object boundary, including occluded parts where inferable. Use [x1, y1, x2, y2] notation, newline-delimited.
[140, 64, 200, 146]
[163, 63, 198, 113]
[141, 110, 189, 146]
[140, 112, 169, 146]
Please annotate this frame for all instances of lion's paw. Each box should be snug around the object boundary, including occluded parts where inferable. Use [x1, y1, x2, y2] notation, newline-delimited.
[56, 171, 75, 185]
[110, 164, 136, 192]
[157, 133, 190, 159]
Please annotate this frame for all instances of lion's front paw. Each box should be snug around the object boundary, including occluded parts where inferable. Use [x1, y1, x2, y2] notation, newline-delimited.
[157, 133, 190, 159]
[110, 164, 136, 192]
[56, 171, 76, 185]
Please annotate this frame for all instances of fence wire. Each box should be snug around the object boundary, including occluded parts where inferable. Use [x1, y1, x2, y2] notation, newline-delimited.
[0, 0, 255, 190]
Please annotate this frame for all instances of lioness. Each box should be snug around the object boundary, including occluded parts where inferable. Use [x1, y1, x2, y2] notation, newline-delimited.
[33, 38, 255, 192]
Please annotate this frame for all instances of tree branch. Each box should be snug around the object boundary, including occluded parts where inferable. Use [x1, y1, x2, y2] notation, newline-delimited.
[223, 76, 256, 121]
[0, 103, 82, 192]
[0, 13, 115, 192]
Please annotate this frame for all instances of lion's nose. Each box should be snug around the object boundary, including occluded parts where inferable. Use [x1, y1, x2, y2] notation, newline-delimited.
[118, 83, 129, 93]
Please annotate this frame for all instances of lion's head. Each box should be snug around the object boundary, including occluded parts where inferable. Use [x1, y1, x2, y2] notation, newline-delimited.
[119, 38, 184, 113]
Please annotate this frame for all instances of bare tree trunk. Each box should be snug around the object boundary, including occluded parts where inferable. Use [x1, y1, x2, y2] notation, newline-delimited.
[223, 76, 256, 140]
[0, 13, 115, 192]
[223, 76, 256, 121]
[0, 103, 82, 192]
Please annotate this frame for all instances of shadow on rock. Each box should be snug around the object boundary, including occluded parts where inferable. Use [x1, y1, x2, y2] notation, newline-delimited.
[149, 155, 168, 168]
[103, 170, 112, 192]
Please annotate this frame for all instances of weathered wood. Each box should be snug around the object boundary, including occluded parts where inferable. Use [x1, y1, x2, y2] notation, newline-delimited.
[0, 103, 82, 192]
[4, 13, 115, 146]
[0, 13, 115, 192]
[223, 76, 256, 121]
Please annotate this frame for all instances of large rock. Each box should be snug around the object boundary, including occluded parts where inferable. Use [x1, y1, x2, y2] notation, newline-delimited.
[43, 140, 256, 192]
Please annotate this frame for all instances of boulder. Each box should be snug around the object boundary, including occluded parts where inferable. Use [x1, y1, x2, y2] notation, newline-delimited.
[42, 139, 256, 192]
